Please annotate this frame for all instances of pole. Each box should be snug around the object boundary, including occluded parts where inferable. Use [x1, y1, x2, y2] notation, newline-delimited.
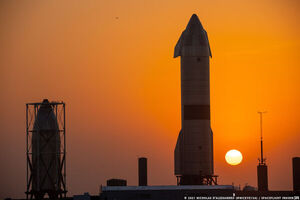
[258, 111, 267, 164]
[26, 104, 28, 200]
[63, 103, 66, 198]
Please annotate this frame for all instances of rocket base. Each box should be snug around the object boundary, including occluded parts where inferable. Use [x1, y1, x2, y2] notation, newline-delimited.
[176, 175, 218, 185]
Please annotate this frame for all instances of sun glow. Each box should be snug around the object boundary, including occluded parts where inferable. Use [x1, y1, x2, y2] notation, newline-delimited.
[225, 149, 243, 166]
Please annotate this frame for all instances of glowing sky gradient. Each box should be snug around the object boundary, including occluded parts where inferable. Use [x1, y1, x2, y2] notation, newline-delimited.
[0, 0, 299, 199]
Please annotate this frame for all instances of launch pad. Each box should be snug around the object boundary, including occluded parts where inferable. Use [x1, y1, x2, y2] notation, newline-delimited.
[176, 175, 218, 186]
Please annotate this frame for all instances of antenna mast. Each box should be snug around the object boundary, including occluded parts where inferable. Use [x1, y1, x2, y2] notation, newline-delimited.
[258, 111, 267, 165]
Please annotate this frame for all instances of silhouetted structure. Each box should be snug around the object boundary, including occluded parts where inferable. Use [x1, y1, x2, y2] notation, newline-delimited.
[293, 157, 300, 191]
[138, 157, 147, 186]
[174, 14, 217, 185]
[257, 111, 268, 191]
[107, 179, 127, 186]
[26, 99, 67, 199]
[257, 165, 268, 191]
[73, 193, 91, 200]
[100, 185, 234, 200]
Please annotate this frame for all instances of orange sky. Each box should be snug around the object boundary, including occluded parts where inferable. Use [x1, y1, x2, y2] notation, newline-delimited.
[0, 0, 299, 198]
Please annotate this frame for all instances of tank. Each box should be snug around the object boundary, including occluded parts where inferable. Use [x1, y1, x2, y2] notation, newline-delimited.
[257, 164, 268, 191]
[107, 179, 127, 186]
[31, 99, 61, 198]
[292, 157, 300, 191]
[138, 157, 148, 186]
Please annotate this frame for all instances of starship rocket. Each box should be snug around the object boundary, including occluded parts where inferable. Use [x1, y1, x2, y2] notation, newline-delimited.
[174, 14, 214, 185]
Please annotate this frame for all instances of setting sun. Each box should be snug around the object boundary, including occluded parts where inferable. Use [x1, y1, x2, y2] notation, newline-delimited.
[225, 150, 243, 166]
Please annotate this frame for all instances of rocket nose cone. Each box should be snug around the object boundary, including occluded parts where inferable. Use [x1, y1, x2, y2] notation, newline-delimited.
[174, 14, 212, 58]
[186, 14, 203, 31]
[42, 99, 49, 104]
[191, 14, 199, 21]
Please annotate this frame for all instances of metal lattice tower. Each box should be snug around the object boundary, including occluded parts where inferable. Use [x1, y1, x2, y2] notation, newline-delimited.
[26, 99, 67, 199]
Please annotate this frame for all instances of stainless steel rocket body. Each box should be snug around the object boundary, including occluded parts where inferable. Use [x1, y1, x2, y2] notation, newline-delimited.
[174, 14, 213, 184]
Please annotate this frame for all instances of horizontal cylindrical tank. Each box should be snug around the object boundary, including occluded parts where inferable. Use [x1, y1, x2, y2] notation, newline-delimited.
[107, 179, 127, 186]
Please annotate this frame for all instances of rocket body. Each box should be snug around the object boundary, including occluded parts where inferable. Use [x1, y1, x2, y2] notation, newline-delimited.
[32, 99, 61, 198]
[174, 14, 213, 185]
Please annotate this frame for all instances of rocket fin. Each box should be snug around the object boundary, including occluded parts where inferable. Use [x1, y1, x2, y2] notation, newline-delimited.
[174, 129, 183, 174]
[174, 32, 183, 58]
[210, 127, 214, 174]
[204, 30, 212, 58]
